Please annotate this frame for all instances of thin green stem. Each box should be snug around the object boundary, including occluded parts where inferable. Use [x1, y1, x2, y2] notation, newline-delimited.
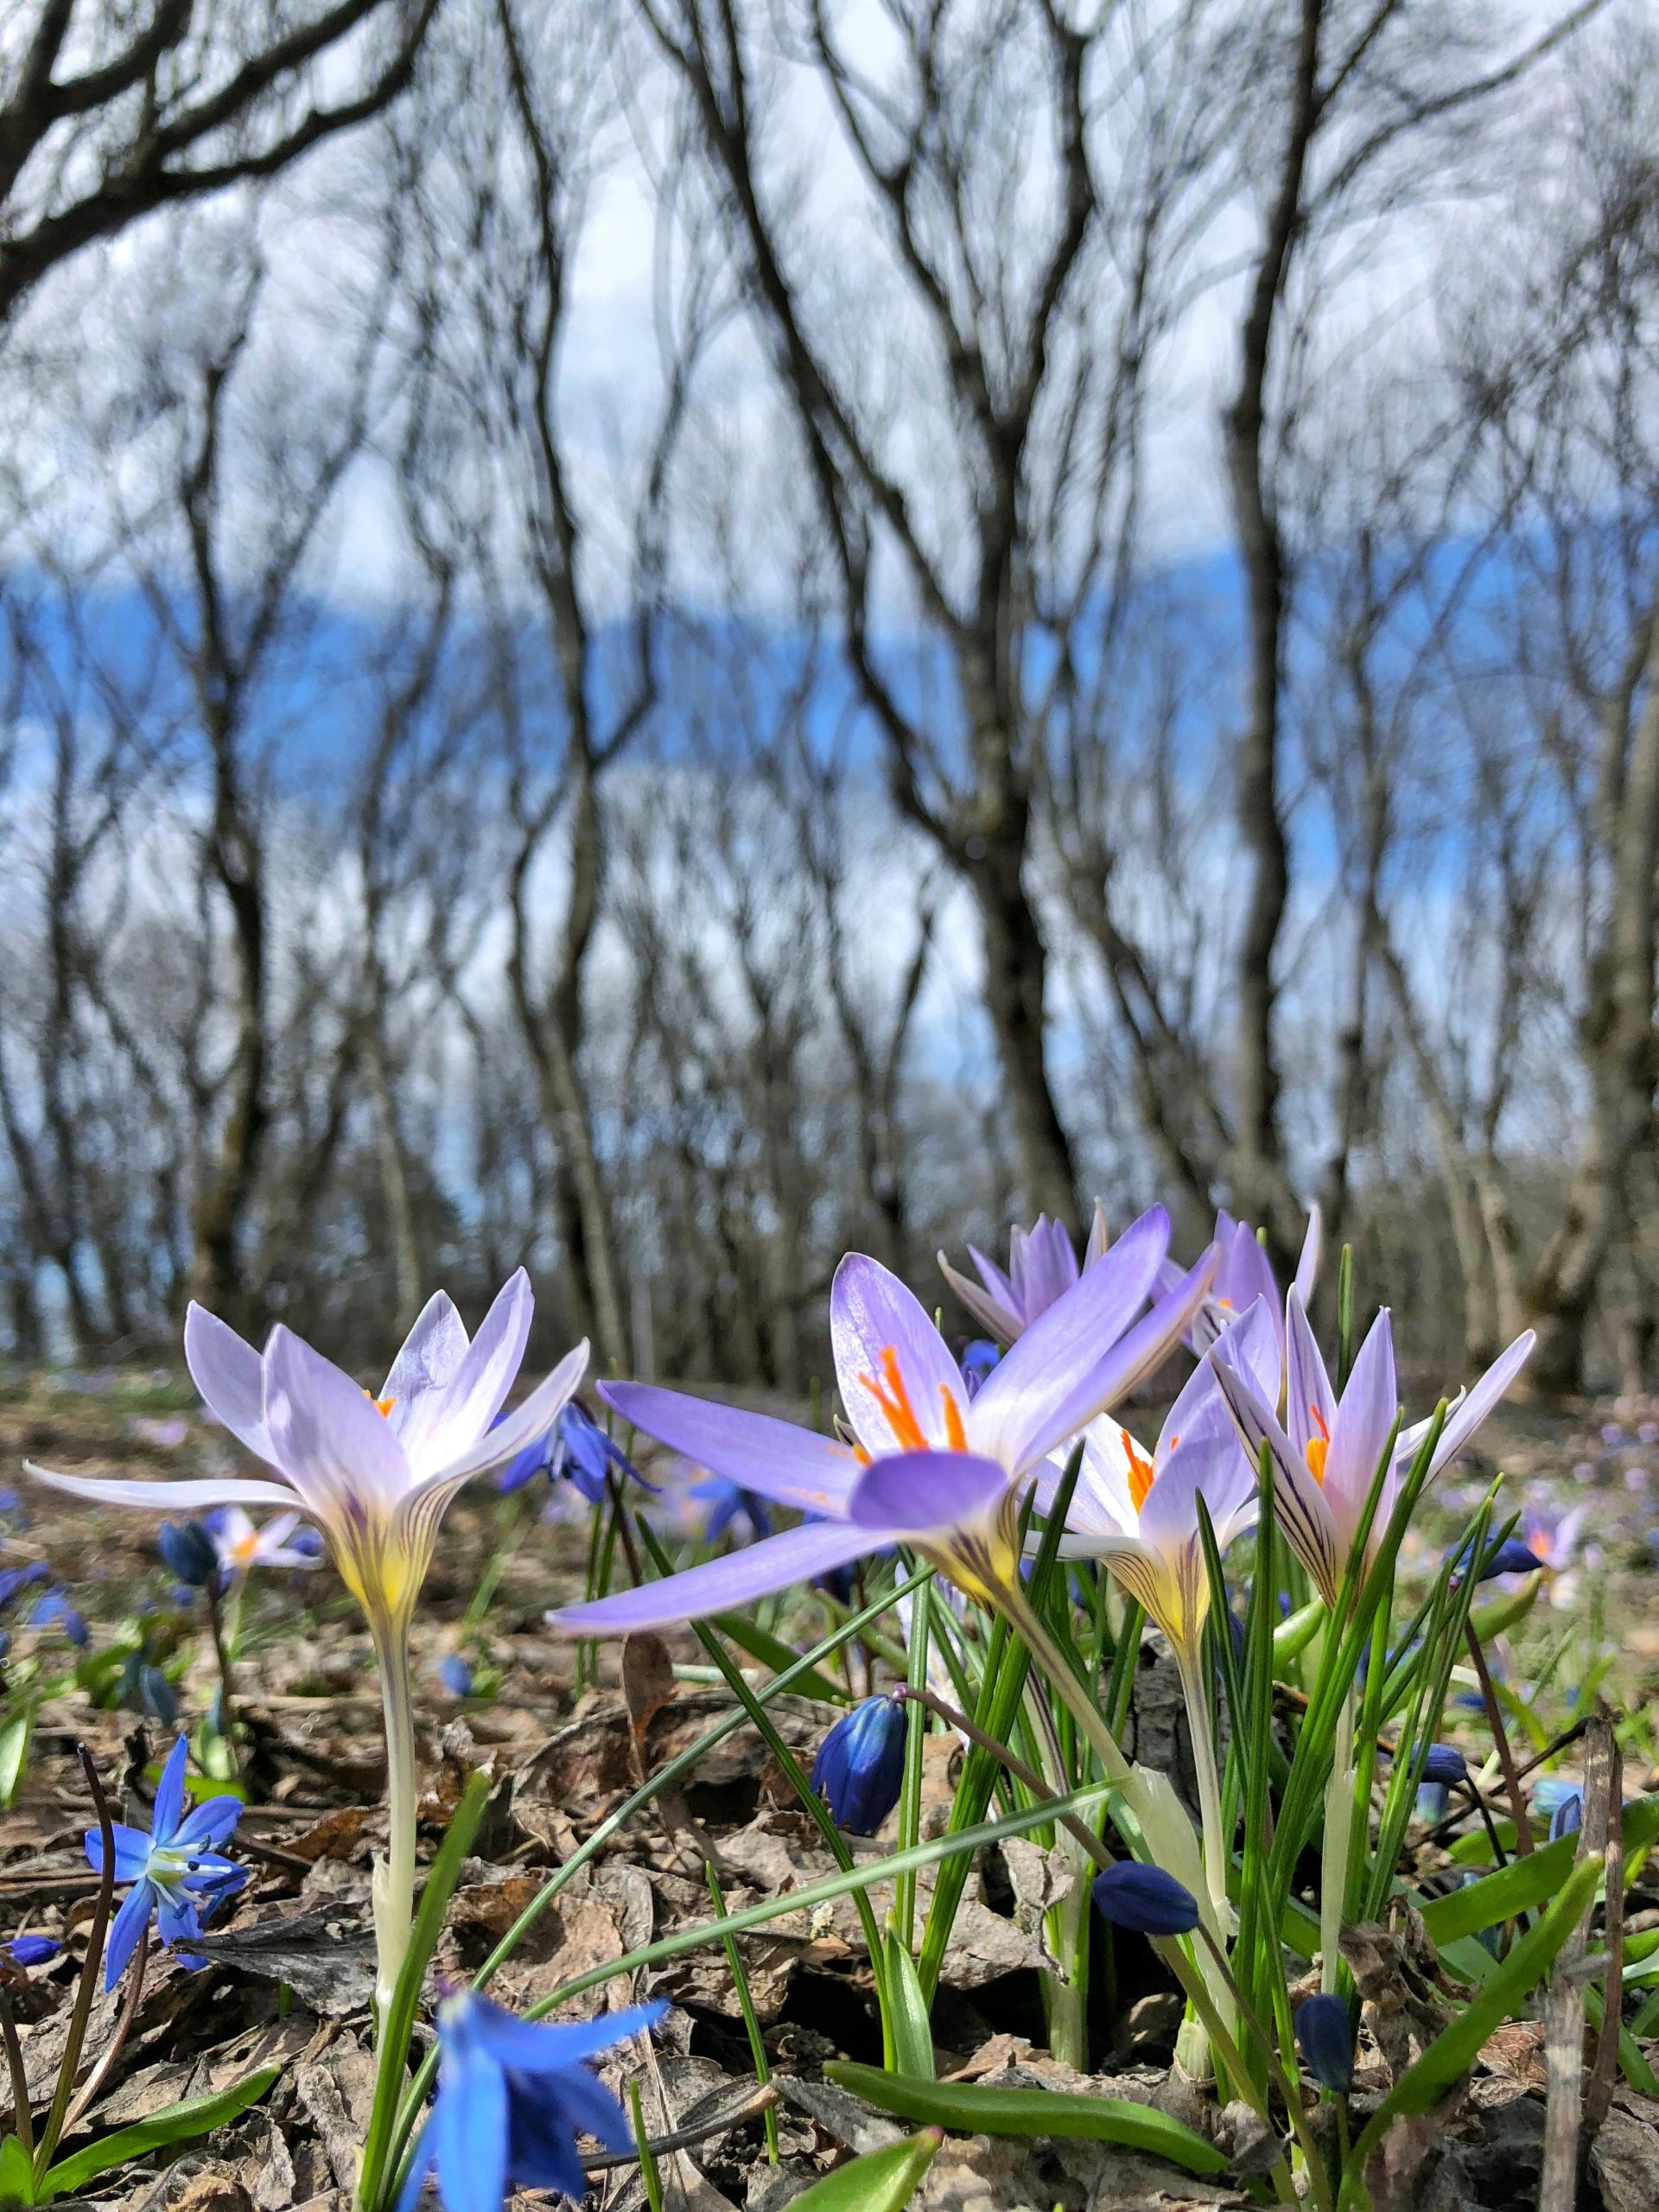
[1321, 1689, 1357, 1996]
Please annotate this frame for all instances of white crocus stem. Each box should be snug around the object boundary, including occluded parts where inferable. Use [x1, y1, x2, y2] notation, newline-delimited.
[1177, 1649, 1230, 1928]
[1320, 1688, 1357, 1996]
[368, 1611, 420, 2032]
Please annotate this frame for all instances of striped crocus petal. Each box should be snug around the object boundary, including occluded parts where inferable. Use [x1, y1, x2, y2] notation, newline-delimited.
[1208, 1347, 1342, 1603]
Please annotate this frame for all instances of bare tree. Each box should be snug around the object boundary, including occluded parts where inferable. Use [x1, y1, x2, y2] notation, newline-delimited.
[0, 0, 438, 321]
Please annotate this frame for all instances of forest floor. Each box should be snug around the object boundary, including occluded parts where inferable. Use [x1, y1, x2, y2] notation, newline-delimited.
[0, 1361, 1657, 2212]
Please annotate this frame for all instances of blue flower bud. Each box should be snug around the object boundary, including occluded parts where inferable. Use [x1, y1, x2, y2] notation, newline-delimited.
[1090, 1861, 1200, 1936]
[1548, 1790, 1583, 1843]
[29, 1591, 87, 1646]
[0, 1563, 48, 1614]
[139, 1666, 178, 1725]
[959, 1340, 1000, 1398]
[6, 1935, 60, 1968]
[810, 1694, 907, 1835]
[1415, 1782, 1449, 1825]
[158, 1521, 219, 1587]
[1477, 1536, 1542, 1580]
[1418, 1744, 1467, 1788]
[1294, 1993, 1356, 2094]
[439, 1655, 474, 1697]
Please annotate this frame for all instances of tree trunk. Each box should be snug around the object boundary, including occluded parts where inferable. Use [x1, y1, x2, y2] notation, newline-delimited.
[1522, 615, 1659, 1394]
[967, 830, 1079, 1234]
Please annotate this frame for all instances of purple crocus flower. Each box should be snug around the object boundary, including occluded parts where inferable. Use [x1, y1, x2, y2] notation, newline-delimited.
[937, 1204, 1110, 1345]
[1157, 1205, 1322, 1371]
[550, 1210, 1215, 1637]
[1209, 1293, 1535, 1604]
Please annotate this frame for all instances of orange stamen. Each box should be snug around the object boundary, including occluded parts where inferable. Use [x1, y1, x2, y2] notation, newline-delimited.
[1123, 1427, 1156, 1515]
[859, 1347, 931, 1452]
[365, 1392, 396, 1418]
[941, 1387, 969, 1452]
[1306, 1404, 1330, 1484]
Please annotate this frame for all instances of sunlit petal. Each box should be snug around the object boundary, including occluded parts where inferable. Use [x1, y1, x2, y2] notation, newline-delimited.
[22, 1460, 296, 1515]
[184, 1305, 275, 1464]
[598, 1374, 857, 1515]
[832, 1253, 968, 1457]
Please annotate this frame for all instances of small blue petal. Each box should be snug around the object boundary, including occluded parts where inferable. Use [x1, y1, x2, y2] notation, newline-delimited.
[175, 1794, 244, 1851]
[468, 1996, 666, 2076]
[150, 1737, 190, 1845]
[435, 2028, 508, 2212]
[85, 1825, 154, 1885]
[104, 1880, 156, 1990]
[1548, 1791, 1584, 1843]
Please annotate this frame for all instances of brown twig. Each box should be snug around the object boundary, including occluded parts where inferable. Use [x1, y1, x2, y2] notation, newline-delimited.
[1464, 1625, 1532, 1856]
[34, 1746, 118, 2177]
[63, 1931, 149, 2134]
[894, 1686, 1112, 1871]
[0, 1987, 33, 2158]
[582, 2082, 781, 2169]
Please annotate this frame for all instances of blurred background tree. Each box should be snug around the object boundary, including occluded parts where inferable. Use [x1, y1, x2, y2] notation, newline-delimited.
[1, 0, 1654, 1400]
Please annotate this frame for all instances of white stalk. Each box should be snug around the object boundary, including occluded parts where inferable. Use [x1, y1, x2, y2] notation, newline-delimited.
[1320, 1688, 1357, 1995]
[369, 1613, 420, 2034]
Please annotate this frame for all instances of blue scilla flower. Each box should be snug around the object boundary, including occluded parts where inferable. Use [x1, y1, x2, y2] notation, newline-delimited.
[1473, 1535, 1542, 1580]
[1294, 1993, 1356, 2093]
[810, 1694, 907, 1835]
[439, 1655, 474, 1697]
[29, 1589, 88, 1646]
[694, 1475, 772, 1545]
[499, 1402, 649, 1503]
[1091, 1861, 1200, 1936]
[397, 1991, 665, 2212]
[84, 1736, 246, 1987]
[0, 1562, 48, 1613]
[1415, 1782, 1450, 1825]
[159, 1520, 220, 1588]
[1416, 1744, 1468, 1789]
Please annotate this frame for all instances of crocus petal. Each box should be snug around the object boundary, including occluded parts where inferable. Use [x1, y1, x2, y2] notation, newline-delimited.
[381, 1290, 472, 1459]
[969, 1245, 1020, 1316]
[1208, 1348, 1342, 1600]
[1137, 1434, 1257, 1555]
[977, 1232, 1210, 1475]
[435, 2033, 508, 2212]
[968, 1205, 1171, 1469]
[1216, 1218, 1277, 1326]
[845, 1451, 1008, 1537]
[184, 1305, 275, 1463]
[1208, 1297, 1282, 1409]
[471, 1996, 665, 2074]
[1021, 1217, 1080, 1316]
[150, 1735, 189, 1844]
[938, 1254, 1021, 1344]
[1284, 1291, 1338, 1477]
[429, 1344, 589, 1491]
[1084, 1200, 1110, 1266]
[104, 1880, 154, 1989]
[599, 1380, 859, 1516]
[1294, 1203, 1324, 1310]
[1425, 1332, 1535, 1478]
[1086, 1535, 1189, 1644]
[263, 1325, 412, 1514]
[1323, 1309, 1399, 1535]
[22, 1461, 296, 1515]
[400, 1272, 533, 1482]
[831, 1254, 969, 1458]
[550, 1519, 877, 1636]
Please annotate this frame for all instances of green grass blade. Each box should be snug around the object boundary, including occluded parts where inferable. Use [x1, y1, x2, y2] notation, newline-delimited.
[823, 2066, 1227, 2176]
[41, 2066, 282, 2199]
[787, 2129, 943, 2209]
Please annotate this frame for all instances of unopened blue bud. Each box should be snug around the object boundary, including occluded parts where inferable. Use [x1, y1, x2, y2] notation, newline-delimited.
[6, 1935, 59, 1967]
[959, 1340, 1000, 1398]
[139, 1666, 178, 1725]
[1415, 1782, 1449, 1825]
[1294, 1993, 1356, 2093]
[1090, 1861, 1199, 1936]
[1419, 1744, 1467, 1788]
[158, 1521, 218, 1587]
[439, 1655, 474, 1697]
[1477, 1536, 1541, 1580]
[810, 1695, 907, 1835]
[1548, 1790, 1583, 1843]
